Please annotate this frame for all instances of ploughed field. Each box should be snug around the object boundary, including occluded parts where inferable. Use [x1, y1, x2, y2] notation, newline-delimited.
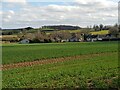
[2, 42, 119, 88]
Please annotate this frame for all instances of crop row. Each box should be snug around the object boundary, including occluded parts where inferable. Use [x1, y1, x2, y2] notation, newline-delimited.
[2, 52, 119, 88]
[2, 42, 118, 64]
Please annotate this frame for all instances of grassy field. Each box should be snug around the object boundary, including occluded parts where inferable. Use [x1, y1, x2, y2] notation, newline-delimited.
[2, 42, 118, 65]
[3, 53, 119, 88]
[2, 42, 119, 88]
[90, 30, 109, 35]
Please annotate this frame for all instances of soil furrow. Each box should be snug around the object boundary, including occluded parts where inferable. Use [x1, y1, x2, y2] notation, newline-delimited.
[2, 52, 117, 70]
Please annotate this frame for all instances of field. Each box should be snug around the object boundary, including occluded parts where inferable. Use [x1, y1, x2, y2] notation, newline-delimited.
[2, 42, 119, 89]
[2, 42, 118, 65]
[45, 30, 82, 35]
[90, 30, 109, 35]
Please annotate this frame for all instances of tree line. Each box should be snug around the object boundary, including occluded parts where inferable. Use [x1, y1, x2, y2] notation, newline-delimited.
[1, 24, 120, 43]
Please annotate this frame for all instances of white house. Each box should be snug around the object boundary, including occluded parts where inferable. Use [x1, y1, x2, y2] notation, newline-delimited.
[19, 39, 30, 44]
[69, 37, 80, 42]
[97, 38, 102, 41]
[61, 39, 69, 42]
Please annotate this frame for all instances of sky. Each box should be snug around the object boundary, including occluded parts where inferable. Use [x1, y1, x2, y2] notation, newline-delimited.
[0, 0, 119, 29]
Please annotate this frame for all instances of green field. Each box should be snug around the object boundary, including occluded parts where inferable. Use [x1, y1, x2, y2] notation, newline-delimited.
[90, 30, 109, 35]
[2, 42, 119, 88]
[2, 42, 118, 65]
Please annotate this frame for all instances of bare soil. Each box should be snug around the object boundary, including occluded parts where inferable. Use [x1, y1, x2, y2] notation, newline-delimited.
[2, 52, 116, 70]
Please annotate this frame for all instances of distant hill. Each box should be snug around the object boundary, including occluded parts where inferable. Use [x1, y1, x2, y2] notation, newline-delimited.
[42, 25, 81, 30]
[1, 27, 34, 35]
[2, 27, 34, 31]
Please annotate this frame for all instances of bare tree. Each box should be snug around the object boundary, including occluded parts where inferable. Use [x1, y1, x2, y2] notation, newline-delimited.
[109, 27, 119, 37]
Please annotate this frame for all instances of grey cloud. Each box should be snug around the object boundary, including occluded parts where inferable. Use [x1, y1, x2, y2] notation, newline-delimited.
[1, 0, 118, 28]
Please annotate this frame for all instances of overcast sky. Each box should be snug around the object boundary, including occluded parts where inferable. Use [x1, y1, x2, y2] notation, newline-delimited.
[0, 0, 119, 29]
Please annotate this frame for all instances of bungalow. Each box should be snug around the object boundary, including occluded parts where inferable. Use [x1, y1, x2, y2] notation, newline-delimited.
[19, 39, 30, 44]
[61, 39, 69, 42]
[69, 36, 81, 42]
[86, 35, 98, 42]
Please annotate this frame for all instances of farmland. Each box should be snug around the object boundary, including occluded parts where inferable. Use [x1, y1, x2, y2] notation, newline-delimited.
[90, 30, 109, 35]
[2, 42, 118, 65]
[2, 42, 119, 89]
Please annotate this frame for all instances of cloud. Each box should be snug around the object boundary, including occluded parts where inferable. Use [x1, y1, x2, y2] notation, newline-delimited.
[8, 10, 15, 15]
[1, 0, 118, 28]
[2, 10, 15, 23]
[0, 11, 2, 15]
[3, 0, 27, 4]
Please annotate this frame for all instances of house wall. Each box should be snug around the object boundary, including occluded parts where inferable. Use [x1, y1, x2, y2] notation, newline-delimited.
[20, 39, 29, 44]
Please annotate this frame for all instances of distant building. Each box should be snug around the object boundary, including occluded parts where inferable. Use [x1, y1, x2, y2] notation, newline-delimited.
[19, 39, 30, 44]
[69, 36, 81, 42]
[61, 39, 69, 42]
[86, 35, 98, 42]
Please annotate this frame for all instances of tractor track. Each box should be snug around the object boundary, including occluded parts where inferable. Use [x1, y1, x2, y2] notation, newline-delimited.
[1, 52, 117, 70]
